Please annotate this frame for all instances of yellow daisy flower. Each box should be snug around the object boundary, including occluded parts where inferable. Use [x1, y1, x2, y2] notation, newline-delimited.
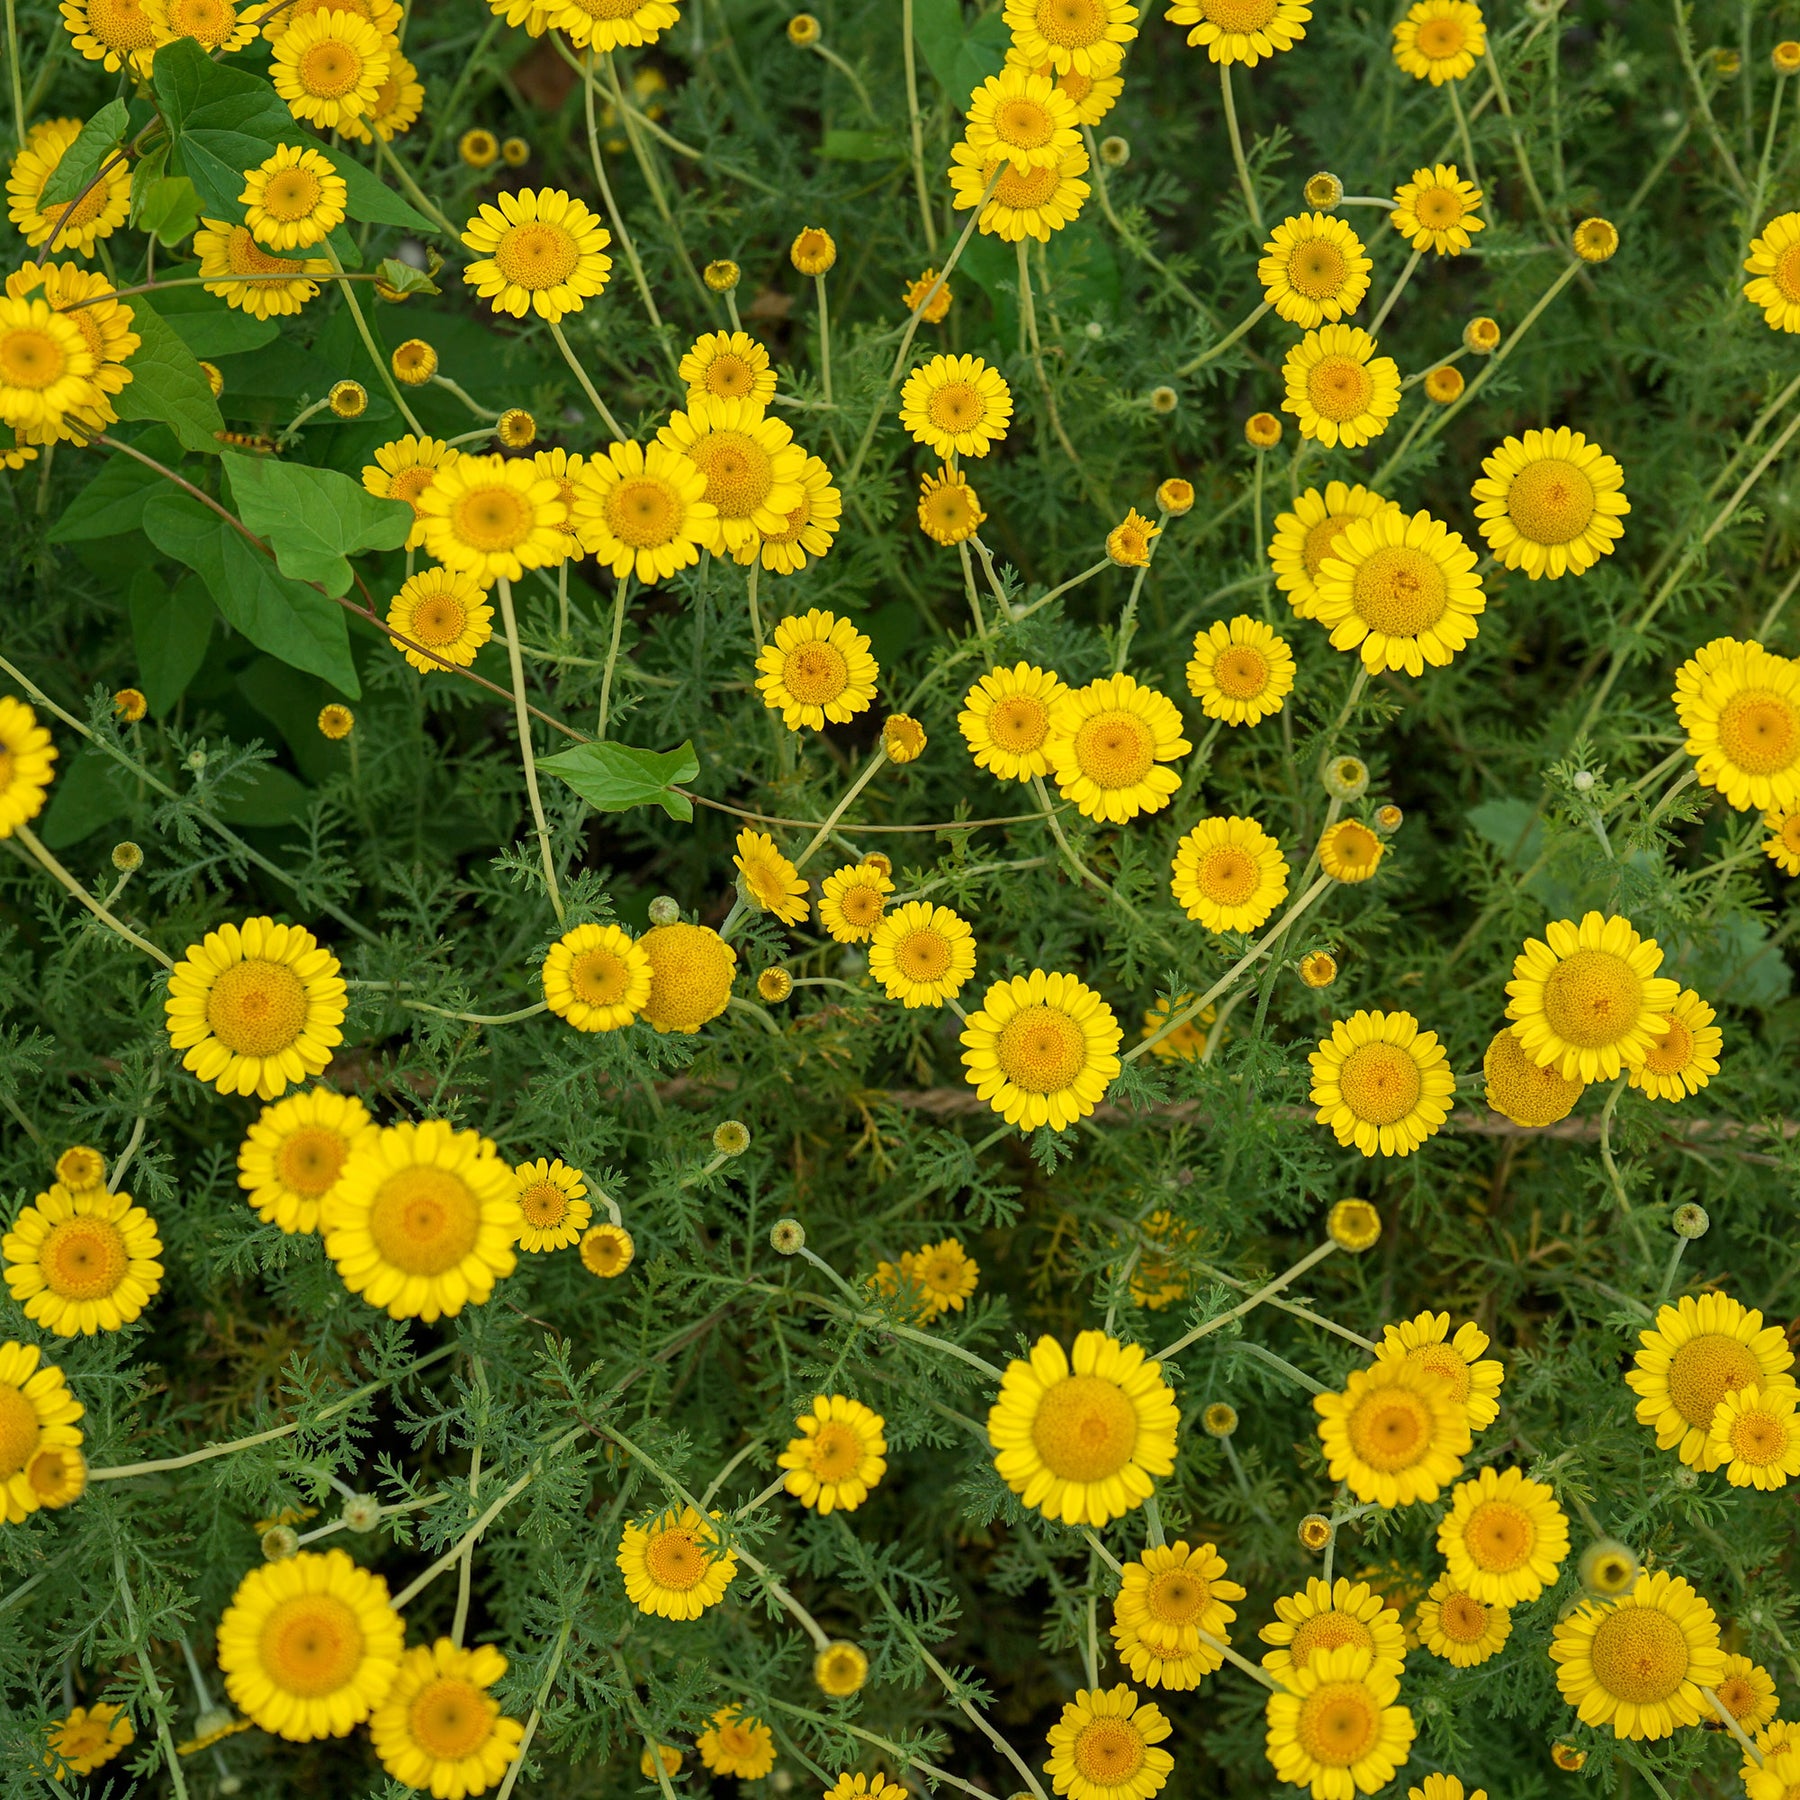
[779, 1394, 888, 1513]
[240, 144, 346, 250]
[1743, 210, 1800, 332]
[679, 328, 776, 407]
[0, 298, 101, 440]
[1045, 1684, 1174, 1799]
[902, 262, 955, 320]
[0, 1340, 82, 1524]
[747, 450, 841, 574]
[547, 0, 678, 52]
[541, 921, 651, 1033]
[906, 1238, 979, 1316]
[1750, 1749, 1800, 1799]
[988, 1329, 1178, 1525]
[270, 9, 390, 131]
[964, 64, 1082, 172]
[1550, 1570, 1727, 1740]
[416, 451, 568, 586]
[1624, 1291, 1796, 1467]
[1139, 998, 1215, 1064]
[1046, 672, 1190, 824]
[512, 1157, 591, 1252]
[617, 1503, 738, 1619]
[734, 828, 810, 925]
[1167, 0, 1310, 65]
[3, 1183, 163, 1337]
[0, 695, 57, 837]
[638, 921, 737, 1033]
[370, 1639, 523, 1797]
[44, 1703, 132, 1778]
[1504, 910, 1681, 1082]
[1308, 1008, 1455, 1158]
[580, 1221, 634, 1277]
[1108, 516, 1161, 574]
[1281, 322, 1401, 449]
[164, 917, 346, 1101]
[1482, 1022, 1585, 1127]
[1713, 1653, 1781, 1729]
[756, 607, 879, 731]
[817, 861, 894, 943]
[1678, 638, 1800, 812]
[1415, 1574, 1511, 1667]
[60, 0, 157, 69]
[1628, 987, 1721, 1101]
[1761, 805, 1800, 874]
[532, 445, 586, 557]
[570, 438, 716, 583]
[919, 464, 987, 544]
[1024, 54, 1126, 126]
[1112, 1540, 1245, 1678]
[385, 566, 493, 673]
[1185, 616, 1295, 725]
[335, 50, 425, 144]
[237, 1088, 376, 1234]
[948, 139, 1092, 242]
[1314, 1354, 1470, 1507]
[1706, 1384, 1800, 1489]
[960, 663, 1068, 781]
[361, 435, 458, 551]
[216, 1549, 404, 1741]
[900, 352, 1014, 458]
[1471, 426, 1629, 580]
[1003, 0, 1137, 75]
[1264, 1645, 1414, 1799]
[1374, 1311, 1503, 1430]
[1258, 213, 1371, 328]
[1169, 815, 1289, 933]
[869, 900, 977, 1008]
[1436, 1466, 1570, 1604]
[193, 219, 327, 319]
[256, 0, 400, 39]
[961, 968, 1122, 1132]
[462, 187, 612, 323]
[1268, 481, 1396, 621]
[6, 118, 131, 255]
[1312, 505, 1485, 676]
[1393, 0, 1485, 83]
[1391, 163, 1485, 255]
[658, 394, 808, 553]
[320, 1119, 522, 1323]
[1259, 1576, 1408, 1686]
[697, 1707, 775, 1779]
[2, 264, 131, 442]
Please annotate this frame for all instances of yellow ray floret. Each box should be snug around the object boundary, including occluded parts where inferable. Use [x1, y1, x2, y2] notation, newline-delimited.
[869, 900, 978, 1007]
[1003, 0, 1137, 75]
[1044, 1683, 1174, 1798]
[1311, 505, 1485, 676]
[1471, 426, 1629, 579]
[1264, 1643, 1415, 1800]
[1281, 324, 1401, 449]
[755, 608, 879, 731]
[1627, 986, 1721, 1101]
[1415, 1574, 1511, 1667]
[1258, 214, 1371, 328]
[1393, 0, 1485, 83]
[462, 186, 613, 323]
[1268, 482, 1397, 621]
[778, 1394, 888, 1513]
[1391, 163, 1485, 255]
[237, 1088, 376, 1234]
[1186, 615, 1295, 725]
[960, 662, 1068, 781]
[1258, 1576, 1408, 1686]
[1742, 208, 1800, 332]
[1436, 1464, 1570, 1604]
[1167, 0, 1310, 65]
[3, 1182, 163, 1337]
[900, 353, 1014, 457]
[369, 1638, 523, 1797]
[1046, 673, 1190, 824]
[571, 438, 716, 583]
[1677, 638, 1800, 812]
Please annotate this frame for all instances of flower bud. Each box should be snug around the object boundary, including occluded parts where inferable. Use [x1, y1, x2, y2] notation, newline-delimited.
[1322, 755, 1370, 801]
[758, 968, 794, 1002]
[1327, 1199, 1381, 1252]
[261, 1525, 299, 1561]
[1201, 1403, 1238, 1438]
[328, 379, 367, 419]
[787, 11, 821, 44]
[341, 1494, 382, 1533]
[1245, 411, 1282, 449]
[1572, 217, 1619, 264]
[497, 408, 537, 449]
[647, 896, 682, 926]
[111, 841, 143, 873]
[1374, 804, 1403, 833]
[791, 226, 837, 276]
[1578, 1539, 1639, 1597]
[1463, 316, 1501, 354]
[1672, 1203, 1709, 1239]
[883, 714, 926, 764]
[770, 1218, 806, 1255]
[713, 1120, 751, 1156]
[501, 136, 530, 166]
[1148, 384, 1178, 415]
[1298, 951, 1338, 989]
[1298, 1513, 1332, 1551]
[1099, 135, 1129, 167]
[317, 704, 354, 740]
[704, 259, 741, 292]
[1303, 170, 1343, 209]
[1424, 365, 1464, 405]
[1156, 478, 1194, 516]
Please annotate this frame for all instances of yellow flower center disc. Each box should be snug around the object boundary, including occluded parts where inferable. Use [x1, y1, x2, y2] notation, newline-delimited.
[90, 0, 157, 48]
[368, 1166, 481, 1276]
[781, 640, 850, 705]
[298, 40, 364, 99]
[1214, 646, 1271, 698]
[519, 1182, 567, 1228]
[1539, 946, 1643, 1049]
[1195, 844, 1258, 906]
[703, 354, 755, 399]
[570, 946, 631, 1005]
[644, 1525, 708, 1590]
[605, 474, 682, 547]
[1729, 1408, 1787, 1465]
[995, 96, 1056, 149]
[1038, 0, 1106, 47]
[717, 1723, 758, 1758]
[1588, 1606, 1690, 1704]
[0, 1384, 40, 1478]
[1146, 1568, 1209, 1626]
[1329, 822, 1382, 873]
[927, 489, 976, 533]
[1030, 1373, 1137, 1479]
[263, 167, 323, 220]
[1440, 1594, 1489, 1641]
[818, 1648, 863, 1690]
[411, 590, 467, 644]
[1288, 240, 1348, 300]
[1416, 17, 1467, 56]
[275, 1125, 349, 1197]
[409, 1677, 494, 1759]
[1302, 514, 1351, 577]
[1073, 1717, 1145, 1784]
[995, 161, 1062, 207]
[1407, 1342, 1471, 1402]
[1716, 1675, 1757, 1716]
[1296, 1682, 1380, 1766]
[207, 958, 310, 1058]
[1665, 1332, 1761, 1427]
[1306, 354, 1375, 421]
[258, 1593, 366, 1697]
[39, 1215, 129, 1301]
[807, 1420, 863, 1478]
[0, 327, 69, 392]
[567, 0, 645, 14]
[1288, 1611, 1372, 1666]
[990, 694, 1050, 749]
[1344, 1384, 1431, 1469]
[451, 483, 532, 552]
[927, 381, 985, 431]
[493, 221, 580, 290]
[841, 885, 886, 928]
[1201, 0, 1277, 27]
[996, 1003, 1088, 1093]
[29, 1447, 78, 1498]
[691, 429, 775, 519]
[1640, 1014, 1692, 1075]
[171, 0, 234, 41]
[1336, 1041, 1423, 1125]
[226, 228, 305, 276]
[1415, 186, 1465, 228]
[1774, 241, 1800, 303]
[896, 927, 953, 982]
[1505, 457, 1596, 545]
[1074, 709, 1155, 787]
[1350, 545, 1449, 637]
[1464, 1498, 1534, 1571]
[1717, 688, 1800, 775]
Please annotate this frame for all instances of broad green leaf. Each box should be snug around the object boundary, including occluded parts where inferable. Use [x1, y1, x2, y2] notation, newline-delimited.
[821, 129, 903, 162]
[40, 100, 129, 205]
[40, 749, 133, 849]
[222, 455, 412, 597]
[217, 764, 313, 827]
[374, 257, 440, 298]
[129, 567, 213, 713]
[911, 0, 966, 90]
[315, 144, 436, 233]
[113, 295, 226, 455]
[539, 740, 700, 822]
[142, 489, 360, 696]
[154, 38, 298, 221]
[135, 174, 204, 248]
[951, 12, 1009, 99]
[152, 285, 279, 357]
[49, 455, 166, 542]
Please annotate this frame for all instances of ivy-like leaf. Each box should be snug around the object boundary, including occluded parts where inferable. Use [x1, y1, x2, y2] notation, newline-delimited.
[221, 455, 413, 597]
[112, 296, 226, 455]
[39, 99, 129, 206]
[538, 741, 701, 821]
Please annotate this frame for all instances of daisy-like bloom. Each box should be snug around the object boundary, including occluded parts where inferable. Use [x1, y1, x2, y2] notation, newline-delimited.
[1010, 49, 1126, 126]
[216, 1550, 404, 1741]
[1374, 1311, 1503, 1430]
[1743, 210, 1800, 332]
[697, 1707, 775, 1779]
[4, 263, 137, 439]
[1046, 673, 1190, 825]
[900, 353, 1014, 458]
[533, 446, 586, 559]
[1259, 215, 1371, 329]
[824, 1774, 900, 1800]
[7, 118, 131, 255]
[1762, 806, 1800, 873]
[960, 663, 1068, 781]
[1713, 1653, 1781, 1729]
[1167, 0, 1309, 65]
[256, 0, 401, 39]
[617, 1504, 737, 1619]
[1044, 1684, 1174, 1800]
[335, 50, 425, 143]
[755, 608, 879, 731]
[1437, 1466, 1570, 1605]
[3, 1182, 162, 1337]
[543, 921, 652, 1033]
[658, 394, 808, 554]
[1624, 1292, 1796, 1468]
[237, 1088, 376, 1235]
[1751, 1749, 1800, 1800]
[0, 696, 57, 837]
[1269, 482, 1396, 621]
[680, 328, 775, 408]
[369, 1638, 523, 1798]
[817, 861, 894, 943]
[919, 464, 986, 544]
[0, 298, 101, 439]
[733, 828, 809, 926]
[385, 566, 493, 674]
[638, 921, 737, 1034]
[1004, 0, 1136, 74]
[462, 187, 612, 324]
[1106, 507, 1160, 568]
[62, 0, 159, 70]
[779, 1394, 888, 1514]
[240, 144, 346, 251]
[962, 969, 1122, 1132]
[1258, 1577, 1407, 1687]
[549, 0, 676, 50]
[1265, 1644, 1414, 1800]
[1628, 987, 1721, 1101]
[1505, 911, 1681, 1083]
[270, 9, 390, 131]
[1282, 325, 1401, 450]
[1170, 816, 1289, 933]
[1471, 427, 1629, 581]
[1679, 638, 1800, 812]
[44, 1703, 133, 1778]
[964, 65, 1082, 172]
[193, 220, 327, 319]
[580, 1221, 634, 1277]
[512, 1158, 591, 1253]
[988, 1329, 1177, 1526]
[1706, 1383, 1800, 1489]
[1393, 0, 1484, 83]
[1185, 616, 1295, 726]
[1550, 1570, 1727, 1740]
[0, 1340, 82, 1524]
[1318, 820, 1383, 884]
[1308, 1009, 1455, 1159]
[883, 713, 927, 762]
[902, 264, 954, 321]
[949, 139, 1092, 242]
[1314, 1356, 1471, 1507]
[1312, 506, 1485, 677]
[747, 451, 841, 575]
[164, 917, 346, 1101]
[907, 1238, 979, 1316]
[641, 1744, 683, 1782]
[416, 452, 568, 587]
[1139, 998, 1214, 1064]
[570, 438, 716, 583]
[1482, 1022, 1584, 1127]
[320, 1119, 521, 1324]
[1390, 164, 1484, 255]
[1415, 1574, 1510, 1668]
[1112, 1541, 1245, 1682]
[869, 901, 977, 1008]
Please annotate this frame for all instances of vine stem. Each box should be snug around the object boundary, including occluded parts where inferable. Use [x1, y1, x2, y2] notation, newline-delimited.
[497, 577, 566, 924]
[12, 825, 173, 968]
[547, 318, 626, 442]
[793, 747, 889, 868]
[323, 241, 424, 434]
[1219, 62, 1263, 234]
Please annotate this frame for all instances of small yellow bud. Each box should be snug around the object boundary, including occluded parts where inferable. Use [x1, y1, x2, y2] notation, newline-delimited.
[1298, 1513, 1332, 1552]
[883, 714, 926, 764]
[317, 704, 354, 740]
[1201, 1403, 1238, 1438]
[1148, 383, 1178, 414]
[790, 226, 837, 276]
[1423, 365, 1464, 404]
[113, 686, 147, 722]
[1245, 410, 1282, 449]
[1156, 477, 1195, 516]
[198, 360, 224, 396]
[496, 407, 537, 448]
[500, 136, 529, 167]
[328, 379, 368, 419]
[1303, 170, 1344, 209]
[787, 11, 821, 44]
[1463, 315, 1501, 354]
[392, 339, 438, 385]
[758, 968, 794, 1002]
[1572, 216, 1619, 263]
[111, 841, 143, 874]
[704, 259, 741, 292]
[1326, 1198, 1382, 1252]
[458, 128, 499, 169]
[1298, 951, 1338, 990]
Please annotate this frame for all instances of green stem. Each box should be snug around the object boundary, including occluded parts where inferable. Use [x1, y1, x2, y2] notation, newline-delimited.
[372, 132, 457, 237]
[1175, 299, 1272, 378]
[12, 825, 173, 968]
[1447, 76, 1479, 189]
[598, 572, 630, 739]
[1368, 248, 1421, 335]
[496, 577, 566, 923]
[546, 318, 625, 442]
[1219, 62, 1263, 234]
[794, 748, 889, 868]
[4, 0, 24, 150]
[814, 271, 832, 405]
[1154, 1240, 1338, 1361]
[114, 1550, 191, 1800]
[600, 50, 708, 305]
[902, 0, 938, 252]
[323, 241, 423, 433]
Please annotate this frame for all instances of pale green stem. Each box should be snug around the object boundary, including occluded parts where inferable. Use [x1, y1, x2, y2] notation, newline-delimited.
[389, 1459, 548, 1611]
[1219, 62, 1263, 234]
[902, 0, 938, 252]
[373, 132, 458, 236]
[1014, 555, 1112, 621]
[1175, 299, 1271, 378]
[1448, 77, 1480, 189]
[807, 39, 876, 120]
[13, 825, 173, 968]
[957, 542, 989, 638]
[496, 577, 566, 923]
[431, 374, 502, 421]
[1706, 1688, 1764, 1763]
[794, 748, 890, 868]
[546, 318, 625, 442]
[814, 271, 832, 405]
[598, 572, 630, 739]
[1751, 73, 1788, 224]
[1483, 43, 1562, 236]
[613, 1652, 679, 1800]
[1112, 510, 1170, 672]
[600, 51, 708, 305]
[1368, 248, 1421, 336]
[323, 241, 424, 433]
[4, 0, 24, 150]
[1154, 1239, 1339, 1361]
[745, 558, 765, 652]
[114, 1550, 191, 1800]
[492, 1615, 577, 1800]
